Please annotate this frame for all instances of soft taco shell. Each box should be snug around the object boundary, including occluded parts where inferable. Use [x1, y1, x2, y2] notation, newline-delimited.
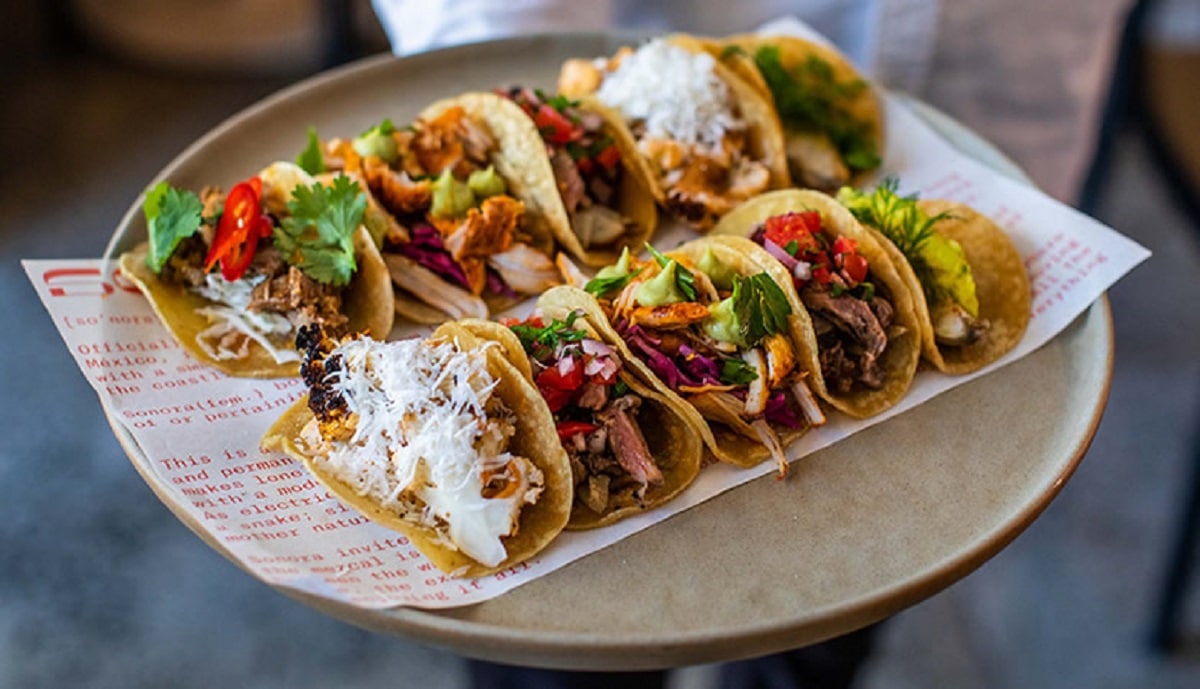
[712, 189, 921, 418]
[457, 303, 703, 529]
[702, 34, 885, 187]
[885, 199, 1030, 374]
[260, 322, 572, 577]
[119, 224, 393, 379]
[561, 35, 790, 212]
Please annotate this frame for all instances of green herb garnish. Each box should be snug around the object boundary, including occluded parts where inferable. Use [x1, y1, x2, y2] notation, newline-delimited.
[275, 175, 366, 286]
[612, 378, 631, 397]
[645, 243, 696, 301]
[509, 311, 588, 360]
[720, 43, 747, 60]
[732, 272, 792, 347]
[143, 181, 203, 273]
[720, 357, 759, 386]
[754, 45, 880, 172]
[296, 126, 326, 176]
[585, 267, 644, 297]
[837, 179, 977, 316]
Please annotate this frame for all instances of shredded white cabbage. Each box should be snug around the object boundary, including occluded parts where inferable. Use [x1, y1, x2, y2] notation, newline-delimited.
[193, 274, 299, 364]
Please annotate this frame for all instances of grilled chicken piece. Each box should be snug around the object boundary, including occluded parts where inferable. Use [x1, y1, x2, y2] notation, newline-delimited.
[384, 253, 487, 319]
[445, 196, 522, 262]
[361, 157, 432, 216]
[628, 302, 711, 329]
[787, 129, 850, 193]
[742, 348, 769, 417]
[487, 243, 562, 294]
[762, 332, 797, 389]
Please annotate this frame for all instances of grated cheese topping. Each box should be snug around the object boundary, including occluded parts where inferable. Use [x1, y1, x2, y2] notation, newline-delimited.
[596, 38, 743, 153]
[314, 336, 539, 567]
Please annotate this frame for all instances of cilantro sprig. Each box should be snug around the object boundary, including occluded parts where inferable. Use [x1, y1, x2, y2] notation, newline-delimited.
[143, 181, 203, 273]
[509, 311, 588, 362]
[275, 175, 366, 287]
[584, 267, 643, 297]
[732, 272, 792, 347]
[754, 45, 880, 172]
[645, 243, 696, 301]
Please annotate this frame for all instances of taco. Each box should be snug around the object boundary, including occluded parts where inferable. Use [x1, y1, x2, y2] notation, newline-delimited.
[457, 298, 702, 529]
[700, 34, 885, 194]
[301, 93, 565, 324]
[837, 182, 1031, 373]
[712, 190, 921, 418]
[260, 323, 573, 577]
[494, 87, 659, 268]
[119, 162, 394, 378]
[558, 35, 789, 230]
[577, 240, 829, 478]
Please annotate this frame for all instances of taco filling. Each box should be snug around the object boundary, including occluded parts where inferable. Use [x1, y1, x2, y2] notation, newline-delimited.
[749, 211, 897, 394]
[560, 38, 773, 229]
[586, 245, 823, 477]
[749, 44, 882, 192]
[499, 87, 634, 251]
[294, 325, 544, 568]
[133, 167, 373, 367]
[502, 311, 663, 515]
[837, 181, 986, 346]
[310, 106, 560, 322]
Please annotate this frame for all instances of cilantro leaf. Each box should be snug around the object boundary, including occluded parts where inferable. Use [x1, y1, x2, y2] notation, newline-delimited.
[645, 243, 696, 301]
[296, 126, 325, 175]
[359, 117, 396, 138]
[584, 267, 643, 297]
[754, 45, 880, 172]
[732, 273, 792, 347]
[509, 311, 588, 361]
[720, 357, 759, 385]
[143, 181, 203, 273]
[276, 175, 366, 286]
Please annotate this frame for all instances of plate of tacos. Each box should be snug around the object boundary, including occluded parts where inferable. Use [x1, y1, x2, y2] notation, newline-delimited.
[101, 32, 1111, 670]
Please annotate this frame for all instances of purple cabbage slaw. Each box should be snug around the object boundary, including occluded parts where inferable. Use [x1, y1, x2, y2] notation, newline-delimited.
[399, 223, 515, 297]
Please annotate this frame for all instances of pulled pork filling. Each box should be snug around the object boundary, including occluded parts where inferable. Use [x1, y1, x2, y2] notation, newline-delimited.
[322, 106, 560, 320]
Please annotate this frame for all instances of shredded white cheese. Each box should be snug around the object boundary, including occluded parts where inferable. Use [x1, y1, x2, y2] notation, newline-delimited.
[194, 274, 299, 364]
[315, 337, 540, 567]
[596, 38, 743, 153]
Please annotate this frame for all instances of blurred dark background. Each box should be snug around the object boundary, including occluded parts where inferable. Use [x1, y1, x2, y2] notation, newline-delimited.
[3, 1, 1199, 687]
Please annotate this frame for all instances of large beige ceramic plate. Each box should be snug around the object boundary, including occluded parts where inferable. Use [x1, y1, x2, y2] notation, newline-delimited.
[105, 35, 1112, 671]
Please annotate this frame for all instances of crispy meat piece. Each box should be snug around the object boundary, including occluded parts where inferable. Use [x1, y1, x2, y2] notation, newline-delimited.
[629, 302, 711, 329]
[361, 156, 432, 216]
[411, 106, 496, 178]
[550, 148, 587, 214]
[444, 195, 523, 261]
[248, 265, 349, 334]
[597, 395, 663, 496]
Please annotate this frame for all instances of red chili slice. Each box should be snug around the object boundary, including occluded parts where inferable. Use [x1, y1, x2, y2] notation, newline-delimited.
[204, 176, 268, 281]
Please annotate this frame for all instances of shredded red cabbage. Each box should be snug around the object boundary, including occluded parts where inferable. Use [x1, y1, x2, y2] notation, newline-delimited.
[399, 224, 470, 289]
[764, 391, 804, 429]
